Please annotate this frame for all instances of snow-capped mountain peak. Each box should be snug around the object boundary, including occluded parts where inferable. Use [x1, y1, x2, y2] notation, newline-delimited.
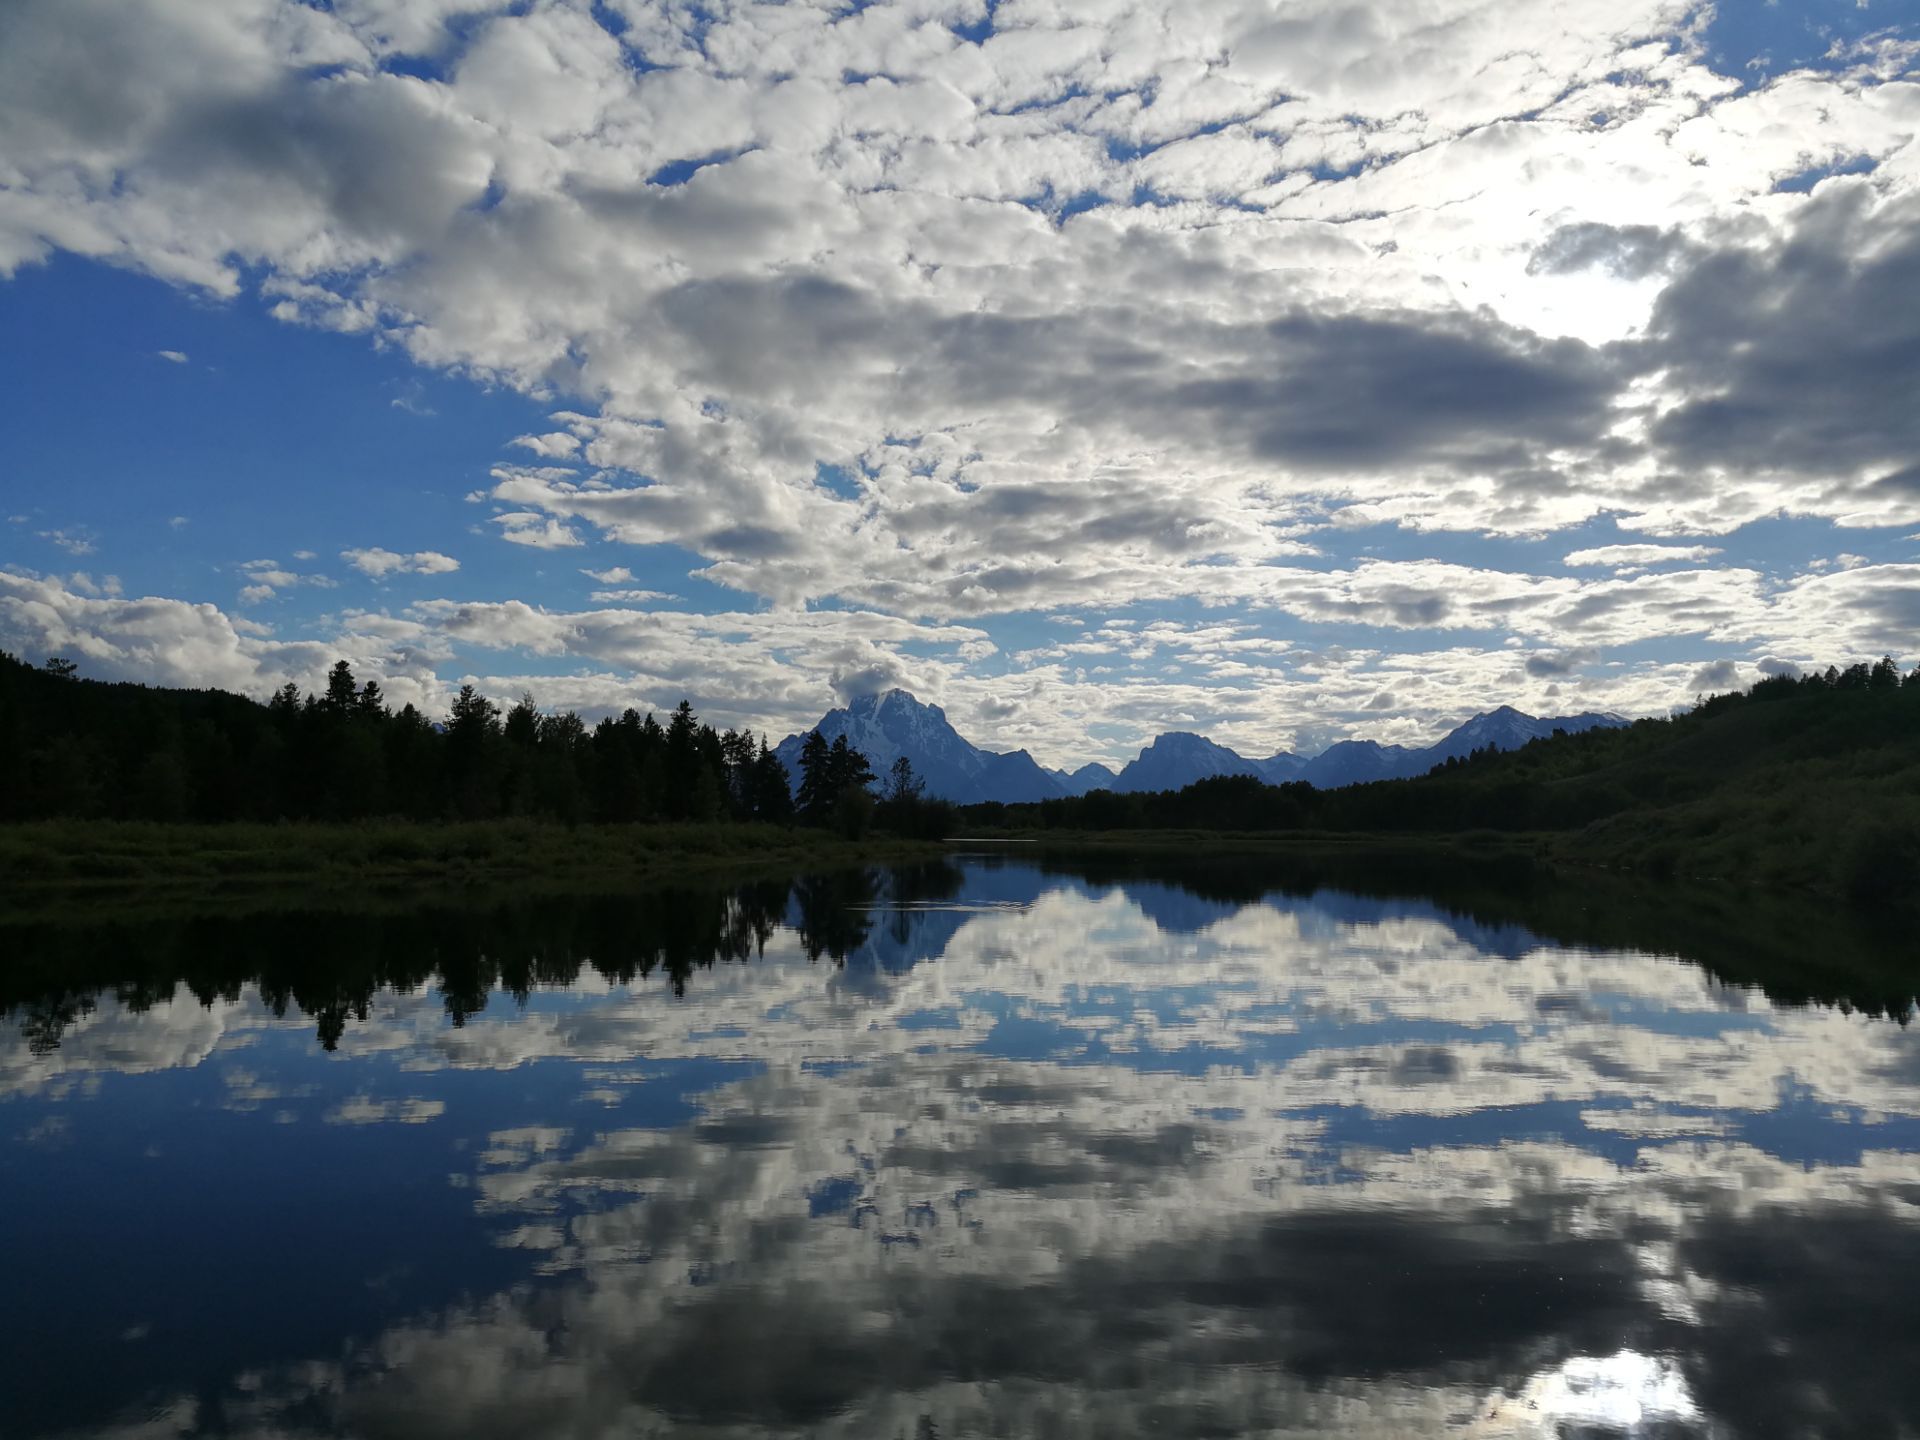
[775, 690, 1064, 804]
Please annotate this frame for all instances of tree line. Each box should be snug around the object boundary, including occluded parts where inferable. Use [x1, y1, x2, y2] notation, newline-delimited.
[956, 655, 1920, 904]
[0, 651, 948, 835]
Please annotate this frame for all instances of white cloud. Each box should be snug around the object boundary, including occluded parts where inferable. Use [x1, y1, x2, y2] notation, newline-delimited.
[342, 546, 462, 578]
[512, 430, 581, 459]
[156, 348, 187, 363]
[39, 527, 95, 556]
[235, 557, 335, 605]
[1564, 543, 1724, 569]
[587, 588, 675, 603]
[0, 569, 334, 695]
[65, 571, 122, 597]
[492, 512, 584, 549]
[1, 0, 1916, 746]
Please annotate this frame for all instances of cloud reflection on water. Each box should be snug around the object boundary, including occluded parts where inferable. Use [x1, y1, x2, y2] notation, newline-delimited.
[4, 862, 1918, 1438]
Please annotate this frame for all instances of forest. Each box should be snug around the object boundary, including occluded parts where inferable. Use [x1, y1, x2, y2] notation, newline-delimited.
[3, 649, 1916, 903]
[0, 652, 950, 838]
[961, 657, 1920, 903]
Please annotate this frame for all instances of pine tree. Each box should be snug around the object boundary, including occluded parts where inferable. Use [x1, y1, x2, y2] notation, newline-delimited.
[323, 660, 358, 713]
[751, 737, 794, 823]
[795, 730, 832, 822]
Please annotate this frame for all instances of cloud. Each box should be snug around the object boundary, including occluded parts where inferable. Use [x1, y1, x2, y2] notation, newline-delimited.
[580, 566, 633, 584]
[28, 877, 1920, 1437]
[492, 513, 583, 549]
[65, 571, 122, 597]
[513, 431, 581, 459]
[1529, 222, 1691, 281]
[39, 527, 95, 556]
[1630, 182, 1920, 530]
[342, 546, 461, 578]
[156, 348, 188, 363]
[235, 556, 335, 605]
[0, 569, 335, 694]
[1524, 647, 1598, 679]
[389, 380, 436, 417]
[587, 588, 675, 603]
[1688, 659, 1743, 692]
[830, 653, 915, 702]
[1, 0, 1917, 750]
[1564, 543, 1724, 569]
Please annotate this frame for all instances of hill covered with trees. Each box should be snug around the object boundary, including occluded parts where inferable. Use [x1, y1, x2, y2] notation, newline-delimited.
[970, 658, 1920, 903]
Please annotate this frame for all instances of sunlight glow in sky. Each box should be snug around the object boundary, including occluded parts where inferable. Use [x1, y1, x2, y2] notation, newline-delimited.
[2, 0, 1917, 765]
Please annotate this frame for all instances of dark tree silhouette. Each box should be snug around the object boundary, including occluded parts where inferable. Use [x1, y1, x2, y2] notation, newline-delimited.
[2, 646, 1912, 909]
[794, 730, 833, 822]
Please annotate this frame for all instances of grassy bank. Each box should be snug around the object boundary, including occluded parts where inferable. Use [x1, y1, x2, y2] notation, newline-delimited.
[0, 819, 943, 891]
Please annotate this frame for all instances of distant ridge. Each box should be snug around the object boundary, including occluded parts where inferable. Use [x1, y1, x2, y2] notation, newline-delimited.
[1110, 703, 1628, 793]
[777, 690, 1629, 804]
[1050, 762, 1118, 797]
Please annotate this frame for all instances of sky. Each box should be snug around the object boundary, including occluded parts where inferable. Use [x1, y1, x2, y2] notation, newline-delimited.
[1, 0, 1918, 768]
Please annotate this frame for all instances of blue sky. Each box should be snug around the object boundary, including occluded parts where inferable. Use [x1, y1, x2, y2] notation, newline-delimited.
[2, 0, 1918, 766]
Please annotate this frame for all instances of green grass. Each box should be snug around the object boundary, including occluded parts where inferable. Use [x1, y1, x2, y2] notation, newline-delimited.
[0, 819, 943, 891]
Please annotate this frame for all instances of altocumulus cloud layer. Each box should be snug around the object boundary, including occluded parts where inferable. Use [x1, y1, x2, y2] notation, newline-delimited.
[1, 0, 1917, 760]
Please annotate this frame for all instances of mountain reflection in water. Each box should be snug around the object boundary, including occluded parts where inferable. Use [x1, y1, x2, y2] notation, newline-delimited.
[3, 854, 1917, 1439]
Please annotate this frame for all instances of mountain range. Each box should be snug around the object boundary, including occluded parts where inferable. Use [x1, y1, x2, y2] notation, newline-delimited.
[778, 690, 1628, 805]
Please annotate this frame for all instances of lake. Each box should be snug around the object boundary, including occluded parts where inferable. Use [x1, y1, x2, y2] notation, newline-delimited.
[4, 852, 1918, 1438]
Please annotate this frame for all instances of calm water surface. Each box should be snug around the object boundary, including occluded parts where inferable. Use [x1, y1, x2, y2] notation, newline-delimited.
[4, 856, 1918, 1438]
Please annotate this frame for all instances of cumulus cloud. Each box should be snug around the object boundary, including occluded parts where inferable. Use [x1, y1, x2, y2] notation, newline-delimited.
[587, 588, 674, 603]
[65, 571, 122, 597]
[1564, 543, 1723, 569]
[156, 348, 188, 363]
[342, 546, 461, 578]
[1, 0, 1915, 746]
[512, 430, 581, 459]
[1688, 658, 1744, 692]
[1523, 647, 1599, 679]
[235, 556, 336, 605]
[1628, 181, 1920, 531]
[491, 512, 583, 549]
[0, 569, 334, 694]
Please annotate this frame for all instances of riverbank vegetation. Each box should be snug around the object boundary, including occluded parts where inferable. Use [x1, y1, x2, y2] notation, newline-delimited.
[0, 819, 943, 890]
[4, 649, 1914, 904]
[963, 660, 1920, 903]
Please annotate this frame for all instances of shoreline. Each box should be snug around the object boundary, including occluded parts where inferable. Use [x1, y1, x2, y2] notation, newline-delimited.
[0, 819, 947, 894]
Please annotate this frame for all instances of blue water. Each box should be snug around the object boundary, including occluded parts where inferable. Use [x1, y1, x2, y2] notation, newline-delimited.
[3, 857, 1917, 1438]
